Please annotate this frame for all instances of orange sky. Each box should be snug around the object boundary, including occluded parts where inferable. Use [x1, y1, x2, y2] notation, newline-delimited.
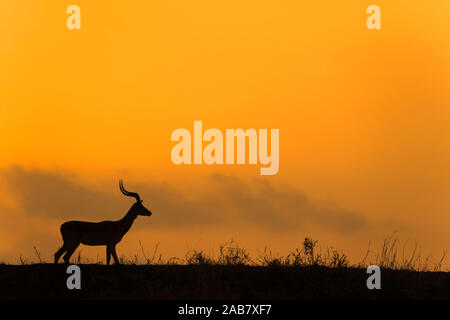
[0, 1, 450, 266]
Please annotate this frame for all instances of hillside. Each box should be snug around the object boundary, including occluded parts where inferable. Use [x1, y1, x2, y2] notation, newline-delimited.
[0, 264, 449, 300]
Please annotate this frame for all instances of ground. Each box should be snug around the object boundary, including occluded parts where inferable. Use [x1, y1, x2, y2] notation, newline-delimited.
[0, 264, 449, 299]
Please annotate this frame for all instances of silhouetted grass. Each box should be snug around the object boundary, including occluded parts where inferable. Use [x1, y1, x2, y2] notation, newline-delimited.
[14, 236, 448, 272]
[2, 236, 448, 299]
[368, 235, 447, 272]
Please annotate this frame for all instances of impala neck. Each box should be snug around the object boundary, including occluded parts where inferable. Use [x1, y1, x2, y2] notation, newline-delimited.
[119, 206, 138, 230]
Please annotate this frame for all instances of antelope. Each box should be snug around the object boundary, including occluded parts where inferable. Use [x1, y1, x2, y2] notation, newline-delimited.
[54, 180, 152, 264]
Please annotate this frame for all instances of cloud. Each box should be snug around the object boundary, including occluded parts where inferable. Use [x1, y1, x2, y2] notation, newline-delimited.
[204, 174, 369, 233]
[1, 167, 369, 234]
[2, 167, 122, 220]
[1, 167, 218, 228]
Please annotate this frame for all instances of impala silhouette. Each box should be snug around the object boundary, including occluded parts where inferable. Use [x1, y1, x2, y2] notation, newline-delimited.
[54, 180, 152, 264]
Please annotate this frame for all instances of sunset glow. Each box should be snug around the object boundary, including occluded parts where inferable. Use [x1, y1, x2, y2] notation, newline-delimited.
[1, 1, 449, 267]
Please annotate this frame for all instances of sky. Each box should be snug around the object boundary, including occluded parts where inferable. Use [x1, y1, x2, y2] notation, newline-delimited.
[0, 1, 449, 266]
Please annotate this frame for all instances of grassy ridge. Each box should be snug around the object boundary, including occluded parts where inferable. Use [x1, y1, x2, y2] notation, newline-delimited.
[2, 237, 447, 300]
[26, 237, 443, 271]
[0, 264, 449, 300]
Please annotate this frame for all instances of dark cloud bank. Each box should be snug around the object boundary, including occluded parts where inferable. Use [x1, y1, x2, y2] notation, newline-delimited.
[1, 167, 369, 234]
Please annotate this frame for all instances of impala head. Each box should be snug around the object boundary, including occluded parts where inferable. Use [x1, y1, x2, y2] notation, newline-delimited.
[119, 180, 152, 216]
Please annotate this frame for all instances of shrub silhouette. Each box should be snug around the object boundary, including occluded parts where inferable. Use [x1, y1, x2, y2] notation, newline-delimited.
[218, 240, 251, 266]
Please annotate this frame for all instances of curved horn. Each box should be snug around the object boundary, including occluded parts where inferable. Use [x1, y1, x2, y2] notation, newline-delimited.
[119, 180, 141, 202]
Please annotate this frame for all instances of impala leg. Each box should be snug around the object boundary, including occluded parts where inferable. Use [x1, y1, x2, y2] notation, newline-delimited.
[106, 245, 112, 265]
[112, 245, 120, 265]
[63, 242, 80, 264]
[54, 243, 68, 264]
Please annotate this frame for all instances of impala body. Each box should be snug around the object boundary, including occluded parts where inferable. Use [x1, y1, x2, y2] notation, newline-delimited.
[54, 180, 151, 264]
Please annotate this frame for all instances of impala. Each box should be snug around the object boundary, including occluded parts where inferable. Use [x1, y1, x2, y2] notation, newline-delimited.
[54, 180, 152, 264]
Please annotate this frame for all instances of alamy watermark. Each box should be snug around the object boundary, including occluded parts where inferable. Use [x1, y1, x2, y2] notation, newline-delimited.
[367, 5, 381, 30]
[171, 121, 279, 175]
[66, 5, 81, 30]
[65, 5, 381, 31]
[366, 265, 381, 290]
[66, 265, 81, 290]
